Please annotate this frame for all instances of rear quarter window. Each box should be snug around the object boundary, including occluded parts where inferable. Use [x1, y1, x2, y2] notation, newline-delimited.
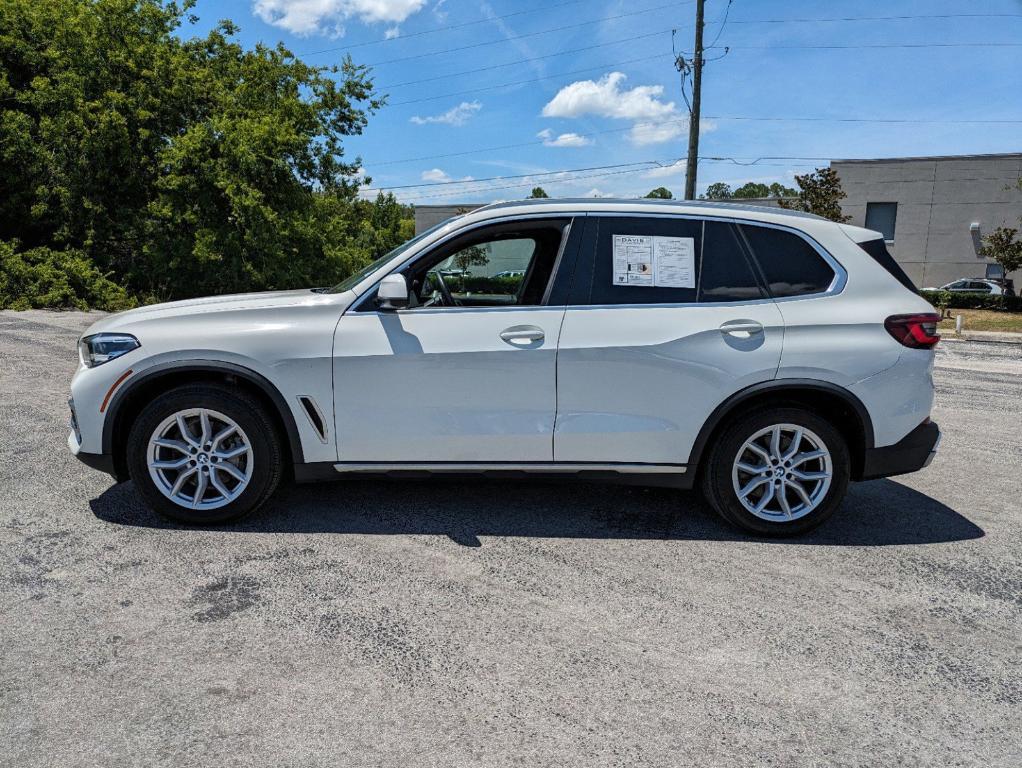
[856, 237, 917, 294]
[739, 224, 836, 298]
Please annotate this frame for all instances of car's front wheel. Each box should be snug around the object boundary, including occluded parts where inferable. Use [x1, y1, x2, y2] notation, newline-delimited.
[126, 384, 283, 524]
[701, 406, 850, 536]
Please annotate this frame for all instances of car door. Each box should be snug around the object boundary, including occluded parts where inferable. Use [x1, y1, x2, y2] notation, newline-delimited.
[554, 215, 784, 466]
[332, 217, 581, 463]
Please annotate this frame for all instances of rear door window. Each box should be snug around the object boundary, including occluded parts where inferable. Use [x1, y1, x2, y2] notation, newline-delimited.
[699, 221, 765, 303]
[739, 224, 837, 298]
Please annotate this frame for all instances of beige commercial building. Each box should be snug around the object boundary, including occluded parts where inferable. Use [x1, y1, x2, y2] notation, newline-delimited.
[833, 153, 1022, 288]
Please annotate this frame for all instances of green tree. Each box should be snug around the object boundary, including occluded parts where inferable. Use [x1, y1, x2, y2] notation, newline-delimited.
[778, 168, 851, 222]
[979, 227, 1022, 281]
[645, 187, 673, 199]
[0, 0, 383, 301]
[731, 181, 798, 199]
[528, 187, 549, 198]
[702, 181, 796, 200]
[703, 182, 733, 200]
[767, 182, 798, 198]
[732, 183, 770, 199]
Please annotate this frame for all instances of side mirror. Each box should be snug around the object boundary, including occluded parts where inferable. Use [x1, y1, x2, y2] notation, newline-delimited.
[376, 273, 409, 310]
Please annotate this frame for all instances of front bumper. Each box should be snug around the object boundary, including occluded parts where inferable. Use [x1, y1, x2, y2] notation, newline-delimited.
[68, 426, 119, 480]
[860, 420, 941, 480]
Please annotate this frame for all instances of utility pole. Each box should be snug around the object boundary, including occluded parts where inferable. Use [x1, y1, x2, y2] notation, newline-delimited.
[681, 0, 705, 200]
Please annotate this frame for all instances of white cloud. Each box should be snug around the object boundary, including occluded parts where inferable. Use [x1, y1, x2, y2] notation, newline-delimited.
[384, 25, 400, 38]
[543, 72, 675, 121]
[421, 168, 473, 183]
[537, 129, 593, 148]
[585, 187, 614, 198]
[542, 72, 707, 146]
[410, 101, 482, 127]
[253, 0, 427, 37]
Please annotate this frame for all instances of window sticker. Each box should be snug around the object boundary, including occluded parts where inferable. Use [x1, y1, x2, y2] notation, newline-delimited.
[612, 235, 695, 288]
[612, 235, 653, 285]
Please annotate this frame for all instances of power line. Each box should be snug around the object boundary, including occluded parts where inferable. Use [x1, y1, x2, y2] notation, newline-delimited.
[377, 31, 673, 90]
[728, 42, 1022, 50]
[301, 8, 1019, 59]
[718, 13, 1022, 26]
[365, 115, 1022, 168]
[338, 1, 694, 67]
[373, 165, 679, 201]
[366, 161, 666, 191]
[389, 54, 670, 107]
[300, 0, 593, 56]
[704, 0, 733, 50]
[377, 30, 1022, 104]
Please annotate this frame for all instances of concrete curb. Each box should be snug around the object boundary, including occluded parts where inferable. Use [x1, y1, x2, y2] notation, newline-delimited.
[941, 332, 1022, 345]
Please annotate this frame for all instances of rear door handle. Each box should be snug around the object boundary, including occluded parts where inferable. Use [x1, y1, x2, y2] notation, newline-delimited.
[500, 325, 545, 345]
[720, 320, 764, 337]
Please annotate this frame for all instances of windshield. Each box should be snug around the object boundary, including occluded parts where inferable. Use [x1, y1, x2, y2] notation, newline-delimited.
[327, 218, 455, 293]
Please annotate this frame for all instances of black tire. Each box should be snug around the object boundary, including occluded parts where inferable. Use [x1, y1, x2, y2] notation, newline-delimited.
[700, 406, 850, 536]
[126, 383, 283, 524]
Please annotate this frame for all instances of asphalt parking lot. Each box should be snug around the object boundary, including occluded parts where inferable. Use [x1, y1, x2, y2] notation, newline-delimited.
[2, 309, 1020, 767]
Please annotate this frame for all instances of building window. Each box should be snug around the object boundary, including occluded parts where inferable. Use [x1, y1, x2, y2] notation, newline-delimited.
[865, 202, 898, 242]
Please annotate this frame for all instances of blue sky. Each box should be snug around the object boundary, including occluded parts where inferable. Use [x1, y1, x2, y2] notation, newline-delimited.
[187, 0, 1022, 203]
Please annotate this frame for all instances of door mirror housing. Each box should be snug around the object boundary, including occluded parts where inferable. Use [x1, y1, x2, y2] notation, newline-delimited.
[376, 274, 409, 310]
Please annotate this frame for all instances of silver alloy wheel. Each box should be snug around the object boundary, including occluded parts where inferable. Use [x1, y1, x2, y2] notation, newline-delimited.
[731, 423, 833, 522]
[146, 408, 254, 510]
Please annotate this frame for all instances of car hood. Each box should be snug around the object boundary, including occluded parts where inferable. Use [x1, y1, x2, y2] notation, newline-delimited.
[84, 288, 350, 334]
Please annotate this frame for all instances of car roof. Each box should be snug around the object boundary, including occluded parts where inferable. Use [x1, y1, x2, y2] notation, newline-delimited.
[473, 197, 828, 222]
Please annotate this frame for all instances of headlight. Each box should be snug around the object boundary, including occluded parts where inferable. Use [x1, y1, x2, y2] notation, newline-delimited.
[78, 333, 140, 367]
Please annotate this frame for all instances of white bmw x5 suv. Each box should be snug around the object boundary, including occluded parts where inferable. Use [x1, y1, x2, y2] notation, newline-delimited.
[69, 199, 941, 535]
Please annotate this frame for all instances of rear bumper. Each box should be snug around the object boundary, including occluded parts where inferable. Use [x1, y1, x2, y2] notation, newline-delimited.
[860, 420, 941, 480]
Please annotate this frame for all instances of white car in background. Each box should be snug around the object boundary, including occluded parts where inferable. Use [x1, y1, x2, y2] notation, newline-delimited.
[69, 199, 941, 536]
[924, 278, 1014, 296]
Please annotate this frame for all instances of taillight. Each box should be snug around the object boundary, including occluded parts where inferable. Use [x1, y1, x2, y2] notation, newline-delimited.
[885, 313, 941, 349]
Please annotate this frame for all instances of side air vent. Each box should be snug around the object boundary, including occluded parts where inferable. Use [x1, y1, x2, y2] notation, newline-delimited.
[298, 396, 328, 443]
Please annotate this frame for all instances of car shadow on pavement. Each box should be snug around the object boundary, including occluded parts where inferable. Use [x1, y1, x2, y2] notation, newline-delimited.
[90, 476, 984, 547]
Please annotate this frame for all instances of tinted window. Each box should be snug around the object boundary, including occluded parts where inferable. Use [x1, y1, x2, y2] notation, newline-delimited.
[857, 237, 917, 294]
[865, 202, 898, 242]
[699, 221, 765, 303]
[588, 217, 701, 305]
[740, 224, 836, 297]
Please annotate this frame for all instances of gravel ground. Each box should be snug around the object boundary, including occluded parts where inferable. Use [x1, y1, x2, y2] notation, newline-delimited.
[1, 310, 1020, 767]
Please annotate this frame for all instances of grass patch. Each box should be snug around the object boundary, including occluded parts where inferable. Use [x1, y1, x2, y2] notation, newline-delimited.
[938, 308, 1022, 334]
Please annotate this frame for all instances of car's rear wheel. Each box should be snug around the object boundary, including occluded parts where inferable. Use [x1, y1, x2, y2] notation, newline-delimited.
[701, 406, 850, 536]
[126, 384, 282, 524]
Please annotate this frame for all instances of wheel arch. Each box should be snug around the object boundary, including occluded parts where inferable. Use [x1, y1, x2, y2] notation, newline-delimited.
[103, 361, 304, 481]
[688, 380, 875, 481]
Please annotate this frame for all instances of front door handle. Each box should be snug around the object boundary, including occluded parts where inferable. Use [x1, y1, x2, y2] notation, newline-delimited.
[719, 320, 764, 338]
[500, 325, 545, 345]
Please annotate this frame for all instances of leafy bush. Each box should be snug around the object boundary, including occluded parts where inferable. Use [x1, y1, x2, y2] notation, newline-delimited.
[0, 241, 136, 311]
[456, 275, 522, 294]
[920, 289, 1022, 312]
